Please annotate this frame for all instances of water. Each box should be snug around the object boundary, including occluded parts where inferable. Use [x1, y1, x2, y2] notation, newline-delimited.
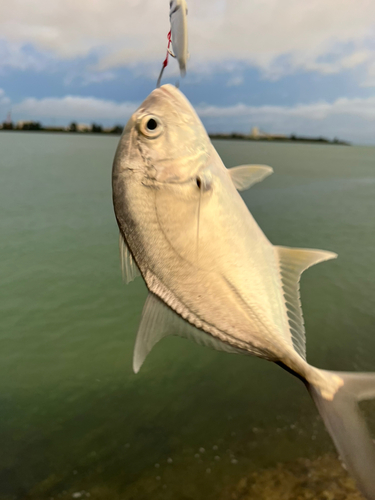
[1, 132, 375, 499]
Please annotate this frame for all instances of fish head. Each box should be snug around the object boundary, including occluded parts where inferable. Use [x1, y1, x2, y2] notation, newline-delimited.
[113, 84, 218, 271]
[114, 84, 211, 185]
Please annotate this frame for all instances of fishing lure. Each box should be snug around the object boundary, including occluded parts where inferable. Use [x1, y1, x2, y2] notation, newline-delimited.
[157, 0, 188, 87]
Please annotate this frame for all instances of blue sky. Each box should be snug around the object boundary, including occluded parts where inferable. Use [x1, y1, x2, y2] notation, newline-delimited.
[1, 0, 375, 143]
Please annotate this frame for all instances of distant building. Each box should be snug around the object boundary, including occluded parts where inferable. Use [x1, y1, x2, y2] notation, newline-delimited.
[250, 126, 287, 140]
[16, 120, 42, 130]
[76, 123, 90, 132]
[16, 121, 34, 129]
[250, 126, 260, 139]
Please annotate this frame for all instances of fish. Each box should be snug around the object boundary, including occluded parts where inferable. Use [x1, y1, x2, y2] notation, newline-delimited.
[112, 84, 375, 500]
[169, 0, 189, 77]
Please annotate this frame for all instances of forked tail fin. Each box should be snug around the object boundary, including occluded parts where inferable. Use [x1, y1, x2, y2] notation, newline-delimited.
[308, 371, 375, 500]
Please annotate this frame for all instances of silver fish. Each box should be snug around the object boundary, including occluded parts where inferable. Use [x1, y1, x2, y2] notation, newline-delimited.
[169, 0, 188, 77]
[112, 84, 375, 500]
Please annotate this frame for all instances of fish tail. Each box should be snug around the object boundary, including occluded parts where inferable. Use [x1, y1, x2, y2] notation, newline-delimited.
[307, 370, 375, 499]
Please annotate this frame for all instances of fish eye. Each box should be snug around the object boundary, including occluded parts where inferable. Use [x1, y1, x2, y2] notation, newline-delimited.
[147, 118, 157, 131]
[139, 115, 163, 139]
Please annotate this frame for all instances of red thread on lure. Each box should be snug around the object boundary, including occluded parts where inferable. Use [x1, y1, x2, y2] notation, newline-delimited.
[162, 30, 172, 69]
[156, 30, 172, 87]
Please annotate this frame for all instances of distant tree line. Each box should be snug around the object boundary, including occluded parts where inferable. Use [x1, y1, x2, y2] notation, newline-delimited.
[1, 120, 125, 135]
[209, 132, 350, 145]
[68, 122, 124, 134]
[2, 121, 42, 131]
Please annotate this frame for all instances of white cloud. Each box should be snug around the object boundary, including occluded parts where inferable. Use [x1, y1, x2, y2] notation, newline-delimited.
[7, 90, 375, 143]
[0, 40, 53, 71]
[361, 61, 375, 87]
[13, 95, 137, 122]
[0, 87, 10, 105]
[196, 97, 375, 121]
[0, 0, 375, 82]
[63, 70, 117, 87]
[0, 0, 170, 61]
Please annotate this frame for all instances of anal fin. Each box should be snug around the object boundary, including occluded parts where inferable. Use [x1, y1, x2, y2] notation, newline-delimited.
[133, 293, 243, 373]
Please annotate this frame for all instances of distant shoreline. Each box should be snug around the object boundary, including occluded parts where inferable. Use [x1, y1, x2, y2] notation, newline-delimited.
[0, 128, 351, 145]
[209, 133, 350, 145]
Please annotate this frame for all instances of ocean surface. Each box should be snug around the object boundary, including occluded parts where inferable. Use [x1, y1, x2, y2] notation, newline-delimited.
[1, 132, 375, 500]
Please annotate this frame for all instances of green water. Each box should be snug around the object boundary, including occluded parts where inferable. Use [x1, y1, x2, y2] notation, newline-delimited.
[1, 132, 375, 499]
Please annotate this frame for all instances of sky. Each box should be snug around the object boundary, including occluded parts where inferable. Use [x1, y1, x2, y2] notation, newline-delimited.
[1, 0, 375, 143]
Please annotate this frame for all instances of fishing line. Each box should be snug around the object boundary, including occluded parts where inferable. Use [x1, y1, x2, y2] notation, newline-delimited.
[196, 178, 202, 262]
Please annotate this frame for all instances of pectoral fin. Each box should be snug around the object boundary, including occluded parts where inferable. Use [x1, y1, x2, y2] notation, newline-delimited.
[229, 165, 273, 191]
[119, 233, 140, 284]
[133, 293, 242, 373]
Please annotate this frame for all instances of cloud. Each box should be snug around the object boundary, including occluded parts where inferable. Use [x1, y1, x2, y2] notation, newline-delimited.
[0, 0, 375, 82]
[63, 70, 117, 87]
[0, 0, 170, 62]
[196, 97, 375, 121]
[13, 95, 138, 122]
[0, 87, 10, 105]
[7, 90, 375, 143]
[361, 60, 375, 87]
[0, 40, 53, 72]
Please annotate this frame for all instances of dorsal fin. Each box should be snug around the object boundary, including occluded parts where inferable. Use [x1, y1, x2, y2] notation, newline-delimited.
[119, 233, 140, 284]
[133, 292, 242, 373]
[229, 165, 273, 191]
[276, 246, 337, 359]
